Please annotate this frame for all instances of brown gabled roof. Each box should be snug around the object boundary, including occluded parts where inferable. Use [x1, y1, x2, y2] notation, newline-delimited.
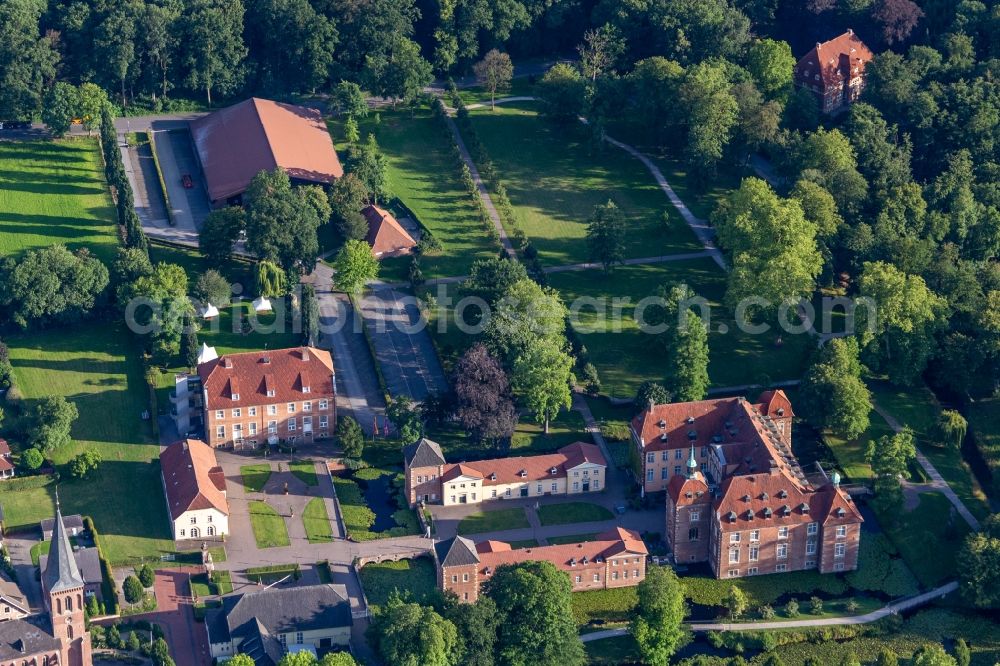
[442, 443, 606, 486]
[160, 439, 229, 520]
[474, 528, 648, 573]
[363, 205, 417, 257]
[0, 457, 12, 473]
[794, 30, 873, 89]
[190, 97, 343, 202]
[756, 389, 794, 419]
[0, 439, 10, 457]
[198, 346, 334, 410]
[714, 471, 862, 531]
[667, 472, 711, 506]
[476, 540, 512, 554]
[631, 397, 742, 453]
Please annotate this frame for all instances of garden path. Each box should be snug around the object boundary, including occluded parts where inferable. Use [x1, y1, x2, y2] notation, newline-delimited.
[581, 580, 959, 641]
[873, 403, 980, 530]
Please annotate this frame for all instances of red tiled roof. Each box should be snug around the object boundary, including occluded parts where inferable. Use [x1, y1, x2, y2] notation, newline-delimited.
[190, 97, 344, 202]
[794, 30, 873, 89]
[442, 443, 606, 486]
[667, 473, 711, 506]
[0, 439, 9, 457]
[476, 540, 512, 554]
[0, 457, 12, 472]
[756, 389, 794, 419]
[198, 346, 334, 411]
[160, 439, 229, 520]
[714, 470, 862, 530]
[475, 528, 648, 573]
[631, 397, 742, 452]
[363, 205, 417, 257]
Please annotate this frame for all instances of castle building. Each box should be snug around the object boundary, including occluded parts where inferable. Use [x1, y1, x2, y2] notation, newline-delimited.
[637, 391, 863, 579]
[0, 496, 92, 665]
[794, 29, 874, 114]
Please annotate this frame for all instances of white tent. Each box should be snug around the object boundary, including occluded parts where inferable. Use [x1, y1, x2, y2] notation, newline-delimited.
[197, 343, 218, 365]
[252, 296, 273, 313]
[198, 303, 220, 319]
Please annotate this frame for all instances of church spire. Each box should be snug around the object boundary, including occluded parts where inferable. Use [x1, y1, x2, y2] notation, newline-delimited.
[43, 489, 84, 594]
[686, 444, 698, 478]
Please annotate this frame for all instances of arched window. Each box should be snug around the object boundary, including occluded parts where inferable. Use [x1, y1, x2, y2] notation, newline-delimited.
[68, 624, 74, 640]
[56, 597, 62, 614]
[78, 593, 83, 609]
[190, 527, 200, 538]
[207, 526, 215, 536]
[66, 596, 73, 612]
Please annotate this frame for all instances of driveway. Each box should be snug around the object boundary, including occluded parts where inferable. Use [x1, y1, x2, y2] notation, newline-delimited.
[137, 568, 211, 666]
[308, 263, 385, 433]
[357, 287, 448, 404]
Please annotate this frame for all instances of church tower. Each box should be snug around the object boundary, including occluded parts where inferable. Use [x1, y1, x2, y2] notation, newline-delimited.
[42, 493, 92, 666]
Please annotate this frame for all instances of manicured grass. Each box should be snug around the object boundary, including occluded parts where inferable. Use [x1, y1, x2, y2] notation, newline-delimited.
[359, 557, 438, 608]
[584, 635, 642, 666]
[681, 569, 848, 607]
[822, 410, 895, 482]
[0, 139, 119, 264]
[547, 259, 813, 398]
[246, 563, 299, 583]
[329, 106, 497, 279]
[423, 408, 589, 463]
[213, 570, 233, 594]
[537, 502, 613, 527]
[870, 379, 991, 520]
[572, 587, 638, 625]
[240, 464, 272, 493]
[2, 323, 173, 564]
[302, 498, 334, 543]
[878, 491, 970, 588]
[199, 301, 302, 355]
[469, 101, 702, 266]
[247, 501, 290, 548]
[456, 507, 530, 535]
[289, 460, 319, 486]
[546, 533, 600, 545]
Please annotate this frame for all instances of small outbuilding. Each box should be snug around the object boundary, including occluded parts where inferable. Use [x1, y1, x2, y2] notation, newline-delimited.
[363, 204, 418, 258]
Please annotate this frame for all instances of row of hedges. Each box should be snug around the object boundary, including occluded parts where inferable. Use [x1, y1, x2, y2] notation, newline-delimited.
[84, 516, 120, 615]
[246, 563, 300, 583]
[571, 586, 639, 626]
[681, 569, 848, 608]
[429, 97, 503, 256]
[98, 106, 148, 254]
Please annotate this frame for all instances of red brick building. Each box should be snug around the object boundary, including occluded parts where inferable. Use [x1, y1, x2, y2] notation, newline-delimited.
[794, 30, 874, 114]
[199, 346, 336, 449]
[433, 527, 648, 603]
[646, 390, 862, 579]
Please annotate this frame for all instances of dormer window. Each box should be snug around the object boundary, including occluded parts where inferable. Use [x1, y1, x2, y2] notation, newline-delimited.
[658, 419, 666, 428]
[267, 390, 275, 397]
[763, 507, 772, 519]
[550, 467, 558, 475]
[777, 490, 787, 499]
[569, 558, 576, 566]
[781, 505, 791, 516]
[303, 386, 311, 393]
[727, 511, 737, 523]
[581, 556, 588, 564]
[489, 473, 496, 481]
[742, 494, 751, 503]
[760, 492, 769, 500]
[686, 416, 695, 424]
[231, 393, 239, 401]
[688, 430, 697, 440]
[836, 507, 846, 517]
[800, 503, 810, 513]
[519, 470, 526, 478]
[744, 509, 753, 520]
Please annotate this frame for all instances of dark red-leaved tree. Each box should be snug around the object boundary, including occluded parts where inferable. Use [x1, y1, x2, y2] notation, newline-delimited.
[872, 0, 924, 44]
[453, 344, 518, 449]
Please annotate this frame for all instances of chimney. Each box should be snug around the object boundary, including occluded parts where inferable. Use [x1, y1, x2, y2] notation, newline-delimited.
[223, 357, 233, 369]
[769, 459, 779, 476]
[302, 347, 310, 361]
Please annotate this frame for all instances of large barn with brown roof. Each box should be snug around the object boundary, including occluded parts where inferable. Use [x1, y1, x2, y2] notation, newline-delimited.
[190, 97, 344, 207]
[160, 438, 229, 540]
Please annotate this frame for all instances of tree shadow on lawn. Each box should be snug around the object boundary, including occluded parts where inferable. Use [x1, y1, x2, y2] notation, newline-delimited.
[0, 216, 113, 239]
[0, 177, 106, 197]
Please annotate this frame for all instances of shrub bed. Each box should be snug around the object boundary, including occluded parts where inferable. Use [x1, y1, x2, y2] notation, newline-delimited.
[682, 570, 848, 608]
[571, 586, 639, 625]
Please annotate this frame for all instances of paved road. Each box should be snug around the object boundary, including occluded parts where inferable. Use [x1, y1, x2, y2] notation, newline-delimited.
[356, 287, 449, 404]
[308, 262, 384, 433]
[581, 580, 960, 642]
[156, 128, 211, 240]
[125, 140, 169, 226]
[874, 403, 981, 530]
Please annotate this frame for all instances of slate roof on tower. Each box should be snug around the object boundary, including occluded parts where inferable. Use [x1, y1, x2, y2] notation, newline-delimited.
[190, 97, 343, 203]
[403, 438, 447, 468]
[434, 536, 480, 567]
[42, 499, 84, 594]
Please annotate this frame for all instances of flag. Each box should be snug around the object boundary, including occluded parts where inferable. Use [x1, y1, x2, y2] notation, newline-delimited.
[383, 418, 390, 437]
[373, 416, 378, 438]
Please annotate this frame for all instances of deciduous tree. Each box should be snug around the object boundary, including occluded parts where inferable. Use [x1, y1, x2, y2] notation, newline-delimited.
[331, 81, 368, 118]
[630, 565, 688, 666]
[798, 338, 872, 439]
[484, 561, 585, 666]
[199, 207, 246, 267]
[460, 258, 528, 310]
[371, 595, 458, 666]
[244, 168, 323, 274]
[958, 515, 1000, 608]
[537, 63, 586, 125]
[453, 344, 517, 446]
[935, 410, 967, 449]
[473, 49, 513, 110]
[679, 61, 738, 177]
[42, 82, 79, 137]
[746, 39, 795, 97]
[332, 239, 378, 294]
[483, 279, 567, 363]
[179, 0, 248, 105]
[352, 134, 389, 203]
[0, 246, 109, 329]
[362, 35, 432, 106]
[69, 448, 102, 479]
[586, 200, 626, 272]
[337, 415, 364, 460]
[445, 596, 499, 666]
[194, 270, 231, 308]
[578, 23, 625, 82]
[512, 339, 573, 435]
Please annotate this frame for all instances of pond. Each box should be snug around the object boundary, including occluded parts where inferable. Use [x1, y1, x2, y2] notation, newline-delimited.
[356, 473, 398, 532]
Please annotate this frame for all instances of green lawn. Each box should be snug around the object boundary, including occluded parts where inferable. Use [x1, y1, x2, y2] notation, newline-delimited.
[536, 502, 613, 527]
[878, 491, 970, 588]
[546, 533, 600, 545]
[359, 557, 438, 609]
[302, 497, 334, 543]
[0, 139, 119, 264]
[289, 460, 319, 486]
[1, 323, 173, 564]
[468, 101, 703, 266]
[967, 395, 1000, 495]
[240, 464, 272, 493]
[822, 410, 895, 482]
[247, 501, 290, 548]
[456, 507, 530, 535]
[329, 106, 497, 279]
[198, 301, 302, 355]
[870, 380, 991, 520]
[547, 259, 813, 398]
